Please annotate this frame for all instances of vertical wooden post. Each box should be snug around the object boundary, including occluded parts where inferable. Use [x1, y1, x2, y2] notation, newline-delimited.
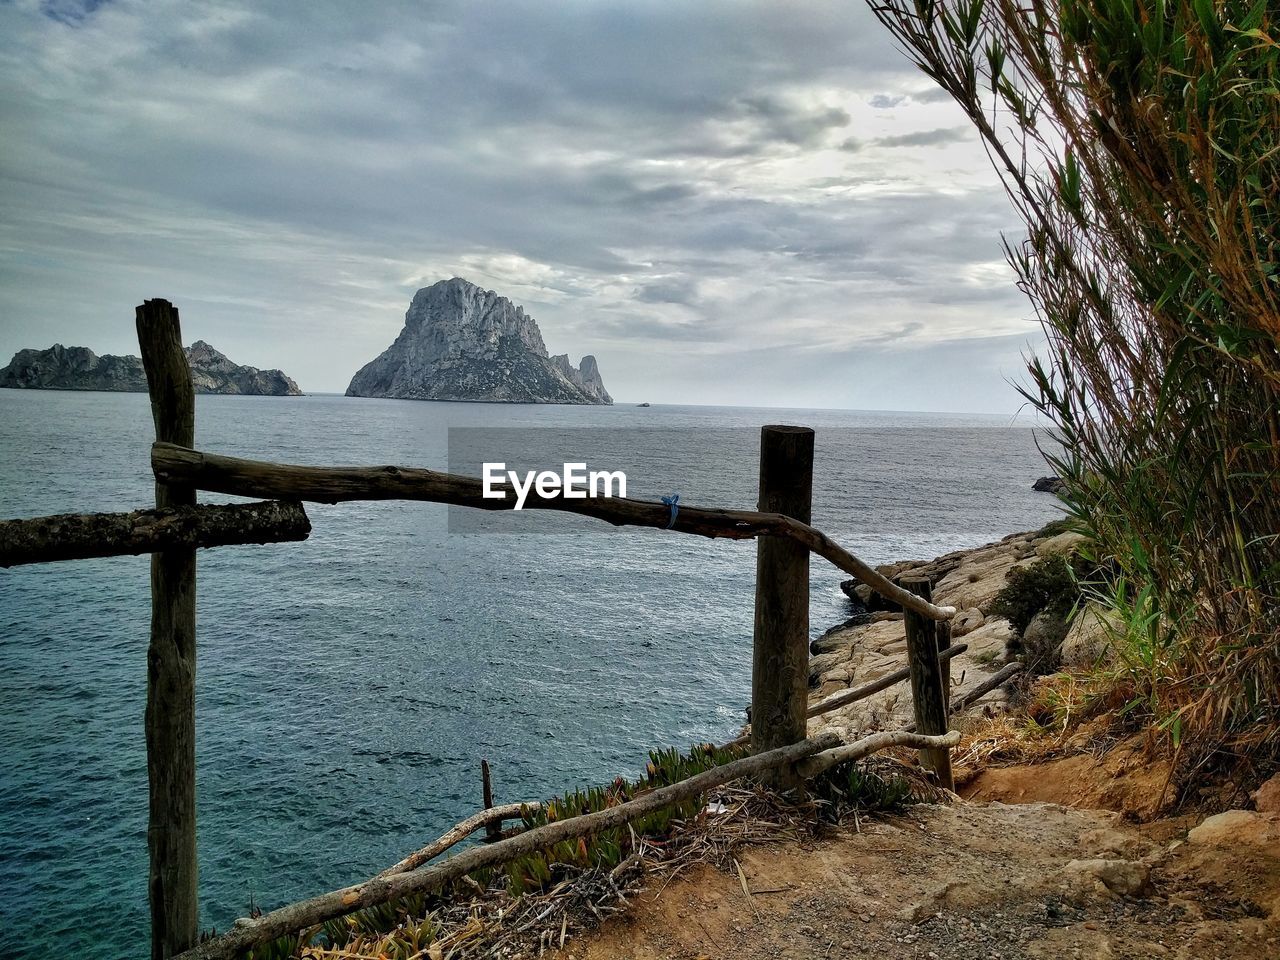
[937, 616, 953, 717]
[751, 425, 814, 772]
[137, 299, 199, 959]
[902, 576, 954, 791]
[481, 759, 501, 842]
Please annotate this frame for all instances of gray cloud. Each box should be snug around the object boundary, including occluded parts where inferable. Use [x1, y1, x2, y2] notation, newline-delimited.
[875, 126, 971, 148]
[909, 87, 956, 104]
[869, 94, 908, 109]
[0, 0, 1033, 412]
[736, 96, 851, 147]
[634, 277, 701, 306]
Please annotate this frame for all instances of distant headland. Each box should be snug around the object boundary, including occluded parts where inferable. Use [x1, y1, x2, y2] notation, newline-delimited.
[346, 277, 612, 404]
[0, 341, 303, 396]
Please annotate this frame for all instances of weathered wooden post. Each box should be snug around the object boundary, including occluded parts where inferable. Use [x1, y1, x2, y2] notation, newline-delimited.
[137, 299, 199, 959]
[902, 576, 954, 791]
[937, 613, 953, 717]
[751, 425, 814, 773]
[481, 759, 501, 842]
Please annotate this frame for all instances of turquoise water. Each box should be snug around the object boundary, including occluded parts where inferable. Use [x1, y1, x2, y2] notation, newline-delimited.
[0, 390, 1063, 957]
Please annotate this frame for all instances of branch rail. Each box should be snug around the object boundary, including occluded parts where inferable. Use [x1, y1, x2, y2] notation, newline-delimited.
[0, 501, 311, 568]
[176, 732, 839, 960]
[151, 443, 958, 622]
[176, 727, 958, 960]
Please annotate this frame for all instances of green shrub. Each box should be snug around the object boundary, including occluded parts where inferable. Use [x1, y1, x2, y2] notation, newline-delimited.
[506, 742, 742, 896]
[807, 760, 916, 818]
[990, 555, 1080, 636]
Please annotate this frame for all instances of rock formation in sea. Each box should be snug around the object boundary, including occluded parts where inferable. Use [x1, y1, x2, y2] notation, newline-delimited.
[345, 278, 612, 404]
[1032, 476, 1066, 494]
[0, 341, 303, 395]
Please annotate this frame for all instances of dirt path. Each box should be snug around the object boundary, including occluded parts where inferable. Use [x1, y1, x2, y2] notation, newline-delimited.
[555, 800, 1280, 960]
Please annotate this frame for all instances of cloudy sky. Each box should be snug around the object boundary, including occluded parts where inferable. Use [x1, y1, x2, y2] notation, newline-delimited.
[0, 0, 1043, 411]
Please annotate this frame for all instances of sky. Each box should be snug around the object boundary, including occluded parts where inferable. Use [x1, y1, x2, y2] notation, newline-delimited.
[0, 0, 1046, 412]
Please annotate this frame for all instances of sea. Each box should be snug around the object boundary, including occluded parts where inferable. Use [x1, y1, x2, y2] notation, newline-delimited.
[0, 389, 1064, 957]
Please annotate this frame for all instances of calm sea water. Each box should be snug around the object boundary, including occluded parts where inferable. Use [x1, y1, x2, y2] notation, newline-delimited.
[0, 390, 1062, 957]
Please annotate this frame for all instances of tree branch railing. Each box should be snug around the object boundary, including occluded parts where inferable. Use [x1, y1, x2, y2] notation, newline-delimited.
[0, 501, 311, 568]
[173, 727, 960, 960]
[149, 442, 958, 623]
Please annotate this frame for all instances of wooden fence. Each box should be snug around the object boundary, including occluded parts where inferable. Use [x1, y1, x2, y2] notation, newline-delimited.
[0, 299, 969, 960]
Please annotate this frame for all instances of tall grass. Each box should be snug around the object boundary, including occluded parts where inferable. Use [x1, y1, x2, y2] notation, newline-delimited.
[867, 0, 1279, 755]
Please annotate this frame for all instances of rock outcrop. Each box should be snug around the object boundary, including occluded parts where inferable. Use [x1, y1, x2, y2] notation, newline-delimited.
[811, 528, 1054, 739]
[182, 341, 302, 395]
[346, 278, 612, 404]
[0, 342, 302, 395]
[1033, 475, 1067, 494]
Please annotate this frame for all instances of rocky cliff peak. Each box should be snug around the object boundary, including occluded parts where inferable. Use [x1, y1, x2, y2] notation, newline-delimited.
[346, 278, 612, 404]
[0, 341, 302, 395]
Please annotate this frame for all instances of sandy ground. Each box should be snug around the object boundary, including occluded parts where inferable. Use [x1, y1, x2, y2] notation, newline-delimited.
[554, 798, 1280, 960]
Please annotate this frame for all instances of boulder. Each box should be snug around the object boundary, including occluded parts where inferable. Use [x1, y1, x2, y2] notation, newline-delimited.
[1252, 773, 1280, 814]
[1058, 858, 1151, 898]
[933, 546, 1032, 611]
[838, 579, 869, 609]
[958, 616, 1014, 662]
[814, 616, 875, 655]
[1035, 530, 1089, 558]
[808, 649, 851, 688]
[1061, 603, 1121, 670]
[950, 608, 985, 638]
[1033, 476, 1066, 494]
[1078, 828, 1154, 860]
[856, 618, 911, 654]
[870, 611, 904, 623]
[811, 622, 863, 655]
[1021, 609, 1069, 673]
[1188, 810, 1280, 854]
[854, 580, 902, 613]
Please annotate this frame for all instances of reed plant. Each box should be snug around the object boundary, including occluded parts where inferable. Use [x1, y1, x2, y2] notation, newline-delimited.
[867, 0, 1279, 758]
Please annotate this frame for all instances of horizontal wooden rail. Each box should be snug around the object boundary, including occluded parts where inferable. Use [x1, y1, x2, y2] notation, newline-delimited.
[151, 443, 957, 621]
[807, 641, 970, 720]
[175, 731, 843, 960]
[722, 641, 971, 749]
[903, 660, 1025, 732]
[797, 729, 962, 779]
[0, 501, 311, 568]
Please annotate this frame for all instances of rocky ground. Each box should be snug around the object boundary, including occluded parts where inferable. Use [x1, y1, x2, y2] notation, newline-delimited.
[806, 526, 1091, 741]
[550, 528, 1280, 960]
[557, 800, 1280, 960]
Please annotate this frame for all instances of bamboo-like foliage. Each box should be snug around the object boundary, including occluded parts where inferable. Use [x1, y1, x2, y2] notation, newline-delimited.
[867, 0, 1279, 750]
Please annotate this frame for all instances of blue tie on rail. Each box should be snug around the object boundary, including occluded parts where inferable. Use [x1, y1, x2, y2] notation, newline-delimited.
[661, 493, 680, 530]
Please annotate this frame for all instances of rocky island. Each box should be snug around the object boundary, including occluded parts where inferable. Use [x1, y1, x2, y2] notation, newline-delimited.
[0, 341, 302, 395]
[346, 278, 612, 404]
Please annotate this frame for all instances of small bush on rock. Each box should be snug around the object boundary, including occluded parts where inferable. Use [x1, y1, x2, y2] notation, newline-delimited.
[991, 555, 1081, 637]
